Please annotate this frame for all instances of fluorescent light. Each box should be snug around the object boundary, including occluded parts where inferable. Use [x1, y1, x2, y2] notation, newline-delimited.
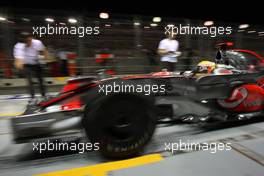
[239, 24, 249, 29]
[59, 22, 66, 25]
[8, 20, 15, 24]
[153, 17, 161, 23]
[68, 18, 77, 24]
[134, 22, 141, 26]
[99, 12, 109, 19]
[21, 32, 30, 35]
[259, 33, 264, 36]
[22, 18, 30, 22]
[258, 31, 264, 34]
[45, 18, 54, 22]
[237, 29, 245, 32]
[204, 21, 214, 26]
[150, 23, 158, 27]
[105, 24, 111, 27]
[167, 24, 174, 27]
[0, 17, 6, 21]
[144, 26, 150, 29]
[248, 30, 256, 33]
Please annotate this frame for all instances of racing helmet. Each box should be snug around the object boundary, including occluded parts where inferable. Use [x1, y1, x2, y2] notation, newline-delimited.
[196, 61, 216, 74]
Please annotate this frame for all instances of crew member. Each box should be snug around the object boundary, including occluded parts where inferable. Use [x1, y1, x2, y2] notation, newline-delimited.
[157, 32, 179, 71]
[58, 49, 69, 76]
[14, 34, 48, 100]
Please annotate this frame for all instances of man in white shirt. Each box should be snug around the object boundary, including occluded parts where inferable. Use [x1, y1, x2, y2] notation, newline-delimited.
[14, 41, 25, 70]
[14, 34, 48, 99]
[157, 33, 179, 71]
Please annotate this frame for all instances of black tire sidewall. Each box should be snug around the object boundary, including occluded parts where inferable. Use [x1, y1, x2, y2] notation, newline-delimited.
[82, 94, 156, 158]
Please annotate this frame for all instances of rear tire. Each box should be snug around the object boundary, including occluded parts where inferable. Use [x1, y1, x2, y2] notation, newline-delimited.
[82, 94, 156, 159]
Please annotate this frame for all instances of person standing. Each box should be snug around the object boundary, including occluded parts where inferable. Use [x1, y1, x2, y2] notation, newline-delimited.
[58, 49, 69, 76]
[157, 33, 179, 72]
[14, 34, 48, 100]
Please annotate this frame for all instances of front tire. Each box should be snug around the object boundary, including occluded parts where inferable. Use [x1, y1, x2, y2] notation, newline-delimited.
[82, 94, 157, 159]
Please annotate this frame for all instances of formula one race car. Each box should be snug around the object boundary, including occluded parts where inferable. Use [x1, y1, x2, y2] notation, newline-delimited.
[11, 64, 264, 158]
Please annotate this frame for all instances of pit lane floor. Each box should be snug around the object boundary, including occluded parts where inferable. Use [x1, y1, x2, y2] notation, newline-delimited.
[1, 96, 264, 176]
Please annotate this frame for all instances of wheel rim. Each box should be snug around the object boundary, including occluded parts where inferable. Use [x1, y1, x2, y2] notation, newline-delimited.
[101, 100, 145, 142]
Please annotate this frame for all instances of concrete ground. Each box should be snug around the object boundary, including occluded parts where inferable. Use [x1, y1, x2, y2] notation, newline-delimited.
[0, 85, 62, 95]
[0, 95, 264, 176]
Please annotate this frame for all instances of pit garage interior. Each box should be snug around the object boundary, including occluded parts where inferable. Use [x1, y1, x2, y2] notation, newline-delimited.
[1, 2, 264, 176]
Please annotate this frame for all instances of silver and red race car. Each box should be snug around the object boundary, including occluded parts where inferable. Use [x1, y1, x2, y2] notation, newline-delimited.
[11, 62, 264, 158]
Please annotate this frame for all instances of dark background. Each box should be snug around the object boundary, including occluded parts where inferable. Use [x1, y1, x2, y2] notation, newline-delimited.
[0, 1, 261, 25]
[0, 0, 262, 77]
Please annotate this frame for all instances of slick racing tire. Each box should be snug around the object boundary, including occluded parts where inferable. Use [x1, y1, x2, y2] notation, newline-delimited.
[83, 94, 157, 159]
